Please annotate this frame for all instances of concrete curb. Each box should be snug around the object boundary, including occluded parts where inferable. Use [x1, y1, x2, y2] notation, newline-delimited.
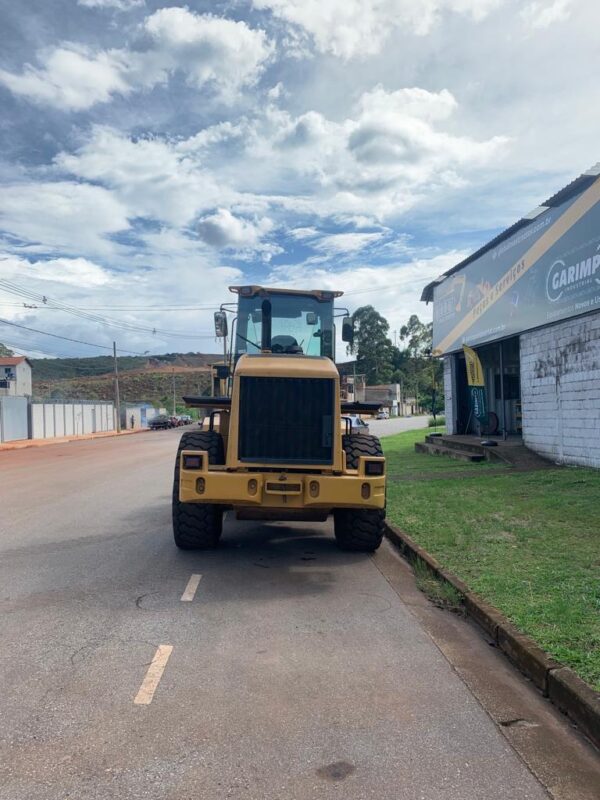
[0, 427, 150, 452]
[384, 520, 600, 749]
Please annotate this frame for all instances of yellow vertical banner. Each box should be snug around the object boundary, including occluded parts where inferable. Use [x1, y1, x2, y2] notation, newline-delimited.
[463, 345, 484, 387]
[463, 345, 488, 424]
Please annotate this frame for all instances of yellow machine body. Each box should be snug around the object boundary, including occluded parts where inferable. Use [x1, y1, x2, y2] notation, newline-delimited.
[180, 352, 385, 518]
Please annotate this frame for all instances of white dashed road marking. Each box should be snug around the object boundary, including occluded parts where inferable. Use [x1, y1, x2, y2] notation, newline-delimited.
[134, 645, 173, 705]
[180, 573, 202, 602]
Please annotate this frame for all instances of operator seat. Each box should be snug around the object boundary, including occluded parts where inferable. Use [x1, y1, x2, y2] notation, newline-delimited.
[271, 335, 303, 354]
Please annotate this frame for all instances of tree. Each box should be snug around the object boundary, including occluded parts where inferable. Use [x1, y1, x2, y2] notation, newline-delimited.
[397, 315, 442, 413]
[399, 315, 432, 357]
[0, 343, 14, 357]
[348, 305, 396, 384]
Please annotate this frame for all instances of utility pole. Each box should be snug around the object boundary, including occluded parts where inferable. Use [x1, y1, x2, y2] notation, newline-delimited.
[113, 341, 121, 433]
[172, 368, 176, 416]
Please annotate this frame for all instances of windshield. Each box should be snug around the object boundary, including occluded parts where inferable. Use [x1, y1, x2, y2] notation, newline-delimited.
[235, 293, 334, 359]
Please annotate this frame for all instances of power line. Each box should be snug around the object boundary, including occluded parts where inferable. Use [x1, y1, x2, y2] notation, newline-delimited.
[0, 303, 219, 311]
[0, 279, 217, 339]
[0, 317, 148, 355]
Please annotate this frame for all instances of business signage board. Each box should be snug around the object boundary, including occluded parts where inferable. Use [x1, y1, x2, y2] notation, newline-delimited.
[432, 177, 600, 355]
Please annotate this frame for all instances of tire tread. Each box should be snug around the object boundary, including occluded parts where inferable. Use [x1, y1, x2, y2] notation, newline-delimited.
[172, 430, 224, 550]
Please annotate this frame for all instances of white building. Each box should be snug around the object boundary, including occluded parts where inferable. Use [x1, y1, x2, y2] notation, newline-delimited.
[0, 357, 33, 397]
[422, 165, 600, 468]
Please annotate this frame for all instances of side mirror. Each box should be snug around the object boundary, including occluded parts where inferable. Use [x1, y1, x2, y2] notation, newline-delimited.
[215, 365, 230, 379]
[341, 316, 354, 344]
[214, 311, 228, 338]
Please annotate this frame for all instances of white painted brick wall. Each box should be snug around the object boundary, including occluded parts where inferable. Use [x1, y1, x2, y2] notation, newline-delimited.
[521, 311, 600, 467]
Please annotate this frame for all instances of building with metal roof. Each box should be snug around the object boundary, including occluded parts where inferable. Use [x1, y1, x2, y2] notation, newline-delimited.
[423, 164, 600, 467]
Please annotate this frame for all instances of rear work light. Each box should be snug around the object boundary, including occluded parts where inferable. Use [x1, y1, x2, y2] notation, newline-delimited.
[365, 460, 385, 476]
[182, 453, 204, 470]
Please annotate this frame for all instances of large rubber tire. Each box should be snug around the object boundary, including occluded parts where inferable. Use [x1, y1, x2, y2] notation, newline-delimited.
[172, 430, 225, 550]
[341, 433, 383, 469]
[334, 434, 385, 552]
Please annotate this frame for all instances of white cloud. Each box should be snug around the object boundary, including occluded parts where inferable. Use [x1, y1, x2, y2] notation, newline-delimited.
[301, 230, 385, 256]
[239, 86, 508, 220]
[140, 8, 273, 98]
[254, 0, 503, 58]
[0, 46, 131, 111]
[0, 9, 272, 110]
[0, 254, 115, 288]
[520, 0, 572, 30]
[197, 208, 281, 260]
[0, 181, 129, 256]
[56, 126, 231, 226]
[78, 0, 144, 10]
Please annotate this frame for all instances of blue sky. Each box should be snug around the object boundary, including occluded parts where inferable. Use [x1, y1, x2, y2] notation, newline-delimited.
[0, 0, 598, 357]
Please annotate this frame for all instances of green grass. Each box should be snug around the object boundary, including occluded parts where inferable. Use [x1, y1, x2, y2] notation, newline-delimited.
[412, 559, 464, 612]
[382, 428, 600, 691]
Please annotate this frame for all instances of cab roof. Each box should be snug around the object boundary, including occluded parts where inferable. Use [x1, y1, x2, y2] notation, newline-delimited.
[229, 285, 343, 300]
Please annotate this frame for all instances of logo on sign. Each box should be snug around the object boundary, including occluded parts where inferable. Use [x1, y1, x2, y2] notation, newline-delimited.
[546, 245, 600, 302]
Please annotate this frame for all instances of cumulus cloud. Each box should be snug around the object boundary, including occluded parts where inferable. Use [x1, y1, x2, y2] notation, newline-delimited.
[197, 209, 281, 260]
[0, 181, 129, 256]
[56, 126, 231, 226]
[254, 0, 503, 58]
[0, 46, 131, 111]
[0, 8, 272, 110]
[139, 8, 273, 97]
[520, 0, 572, 29]
[241, 85, 508, 220]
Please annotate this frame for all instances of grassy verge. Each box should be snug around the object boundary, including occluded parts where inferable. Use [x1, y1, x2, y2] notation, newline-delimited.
[382, 428, 600, 691]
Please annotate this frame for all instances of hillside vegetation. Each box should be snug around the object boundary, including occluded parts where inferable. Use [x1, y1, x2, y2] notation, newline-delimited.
[30, 352, 221, 380]
[30, 352, 220, 408]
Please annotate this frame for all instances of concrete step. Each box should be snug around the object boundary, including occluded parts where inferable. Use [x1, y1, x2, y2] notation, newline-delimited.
[425, 435, 487, 455]
[415, 441, 485, 463]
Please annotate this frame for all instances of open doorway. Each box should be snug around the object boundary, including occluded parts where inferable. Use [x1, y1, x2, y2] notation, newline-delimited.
[454, 337, 521, 437]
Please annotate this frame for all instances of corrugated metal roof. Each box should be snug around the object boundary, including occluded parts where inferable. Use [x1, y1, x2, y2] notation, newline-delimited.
[421, 164, 600, 303]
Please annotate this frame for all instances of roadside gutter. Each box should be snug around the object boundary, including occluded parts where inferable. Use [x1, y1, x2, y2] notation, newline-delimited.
[384, 520, 600, 751]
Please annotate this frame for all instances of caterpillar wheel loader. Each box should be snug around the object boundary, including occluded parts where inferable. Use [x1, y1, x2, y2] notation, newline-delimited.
[172, 285, 386, 552]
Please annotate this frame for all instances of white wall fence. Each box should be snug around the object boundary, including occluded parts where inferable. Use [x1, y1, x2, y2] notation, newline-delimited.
[31, 401, 115, 440]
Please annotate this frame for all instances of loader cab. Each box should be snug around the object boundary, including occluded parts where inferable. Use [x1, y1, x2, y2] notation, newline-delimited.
[229, 286, 343, 362]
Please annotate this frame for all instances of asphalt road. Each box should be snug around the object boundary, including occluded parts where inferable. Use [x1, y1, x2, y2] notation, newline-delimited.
[1, 428, 598, 799]
[366, 414, 432, 438]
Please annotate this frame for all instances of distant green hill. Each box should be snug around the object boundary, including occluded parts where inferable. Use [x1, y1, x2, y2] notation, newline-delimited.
[30, 352, 221, 381]
[28, 351, 222, 408]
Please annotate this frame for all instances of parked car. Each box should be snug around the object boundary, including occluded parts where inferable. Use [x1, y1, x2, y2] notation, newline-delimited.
[148, 414, 172, 430]
[344, 414, 370, 435]
[376, 409, 390, 420]
[178, 414, 193, 425]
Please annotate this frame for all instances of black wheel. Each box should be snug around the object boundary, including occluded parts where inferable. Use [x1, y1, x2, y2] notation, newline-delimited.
[334, 434, 385, 552]
[341, 433, 383, 468]
[172, 430, 225, 550]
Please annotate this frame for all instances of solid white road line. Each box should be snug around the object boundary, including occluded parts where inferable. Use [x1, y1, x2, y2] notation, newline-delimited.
[180, 573, 202, 602]
[134, 645, 173, 705]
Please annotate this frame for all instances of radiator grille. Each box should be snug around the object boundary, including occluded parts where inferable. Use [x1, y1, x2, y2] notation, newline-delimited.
[238, 376, 334, 464]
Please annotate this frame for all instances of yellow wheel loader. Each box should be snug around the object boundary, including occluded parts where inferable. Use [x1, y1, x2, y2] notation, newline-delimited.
[172, 285, 386, 551]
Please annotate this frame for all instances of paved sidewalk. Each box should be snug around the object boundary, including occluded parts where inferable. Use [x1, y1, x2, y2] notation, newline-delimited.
[0, 426, 149, 452]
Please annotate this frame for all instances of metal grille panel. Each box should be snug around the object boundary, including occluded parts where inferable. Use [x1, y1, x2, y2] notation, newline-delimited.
[238, 376, 334, 464]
